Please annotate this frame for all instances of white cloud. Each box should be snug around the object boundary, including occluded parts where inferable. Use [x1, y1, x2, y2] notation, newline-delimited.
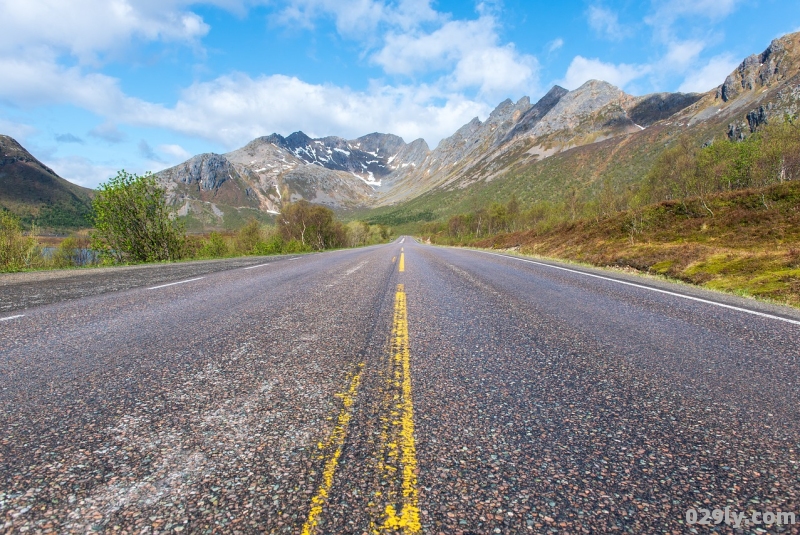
[372, 15, 538, 99]
[646, 0, 743, 44]
[678, 53, 739, 92]
[0, 119, 38, 142]
[661, 39, 706, 72]
[159, 144, 192, 161]
[43, 155, 120, 189]
[0, 54, 487, 149]
[273, 0, 440, 37]
[547, 38, 564, 53]
[0, 0, 212, 63]
[0, 0, 537, 162]
[0, 54, 142, 110]
[140, 73, 490, 148]
[374, 18, 493, 75]
[586, 5, 630, 41]
[89, 122, 128, 144]
[560, 56, 650, 91]
[449, 44, 537, 98]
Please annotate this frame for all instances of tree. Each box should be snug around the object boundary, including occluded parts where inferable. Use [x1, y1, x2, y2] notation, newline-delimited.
[488, 202, 509, 234]
[0, 210, 37, 272]
[200, 232, 229, 258]
[91, 170, 185, 263]
[346, 220, 370, 247]
[279, 200, 346, 251]
[235, 218, 263, 254]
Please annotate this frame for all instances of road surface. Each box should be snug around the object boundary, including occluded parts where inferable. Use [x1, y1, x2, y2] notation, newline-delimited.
[1, 239, 799, 534]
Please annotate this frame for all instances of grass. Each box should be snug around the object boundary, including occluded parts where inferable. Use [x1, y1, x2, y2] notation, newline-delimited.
[459, 181, 800, 307]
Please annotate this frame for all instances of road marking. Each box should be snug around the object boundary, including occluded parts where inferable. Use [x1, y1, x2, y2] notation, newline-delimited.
[0, 315, 24, 322]
[374, 284, 421, 533]
[290, 257, 300, 261]
[392, 256, 397, 263]
[399, 253, 405, 272]
[479, 251, 800, 326]
[243, 262, 271, 270]
[147, 277, 204, 290]
[301, 364, 365, 535]
[346, 261, 368, 275]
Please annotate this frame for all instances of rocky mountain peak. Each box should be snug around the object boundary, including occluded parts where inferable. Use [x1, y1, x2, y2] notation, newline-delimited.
[351, 133, 407, 157]
[0, 135, 56, 175]
[503, 86, 569, 142]
[531, 79, 629, 137]
[719, 31, 800, 102]
[159, 153, 235, 192]
[284, 131, 314, 149]
[573, 79, 625, 100]
[488, 98, 515, 118]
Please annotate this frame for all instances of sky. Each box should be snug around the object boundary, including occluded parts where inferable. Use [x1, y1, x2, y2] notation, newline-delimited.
[1, 0, 799, 189]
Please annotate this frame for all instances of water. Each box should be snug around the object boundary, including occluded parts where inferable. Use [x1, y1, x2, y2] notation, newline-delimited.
[40, 247, 100, 266]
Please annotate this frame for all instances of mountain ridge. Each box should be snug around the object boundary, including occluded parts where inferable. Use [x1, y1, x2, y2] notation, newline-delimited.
[4, 31, 800, 231]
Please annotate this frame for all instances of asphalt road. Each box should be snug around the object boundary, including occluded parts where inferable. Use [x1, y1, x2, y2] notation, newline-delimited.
[2, 239, 799, 534]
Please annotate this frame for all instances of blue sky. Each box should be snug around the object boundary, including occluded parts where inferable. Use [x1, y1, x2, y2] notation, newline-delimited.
[1, 0, 799, 188]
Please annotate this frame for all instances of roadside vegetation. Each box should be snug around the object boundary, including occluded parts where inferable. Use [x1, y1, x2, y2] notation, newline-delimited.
[420, 119, 800, 306]
[0, 171, 391, 273]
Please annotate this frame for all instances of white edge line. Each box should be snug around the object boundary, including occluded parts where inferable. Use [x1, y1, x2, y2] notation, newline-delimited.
[148, 277, 204, 290]
[478, 250, 800, 326]
[243, 263, 271, 270]
[289, 257, 300, 261]
[0, 314, 24, 322]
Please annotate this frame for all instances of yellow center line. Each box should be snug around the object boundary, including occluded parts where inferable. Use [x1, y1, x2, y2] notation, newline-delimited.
[301, 363, 365, 535]
[399, 253, 405, 272]
[376, 284, 421, 533]
[392, 256, 397, 264]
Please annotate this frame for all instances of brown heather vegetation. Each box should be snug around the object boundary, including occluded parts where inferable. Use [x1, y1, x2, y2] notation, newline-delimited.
[422, 120, 800, 306]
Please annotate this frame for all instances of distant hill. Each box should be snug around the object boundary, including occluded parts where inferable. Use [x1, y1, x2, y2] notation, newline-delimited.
[0, 135, 94, 229]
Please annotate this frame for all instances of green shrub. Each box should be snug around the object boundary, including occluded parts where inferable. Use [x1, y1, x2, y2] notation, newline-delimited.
[0, 211, 37, 272]
[200, 232, 229, 258]
[91, 170, 185, 263]
[252, 233, 285, 255]
[235, 218, 263, 254]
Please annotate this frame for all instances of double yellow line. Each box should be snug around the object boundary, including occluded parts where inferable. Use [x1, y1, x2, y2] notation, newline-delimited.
[375, 284, 420, 532]
[301, 364, 365, 535]
[301, 253, 419, 534]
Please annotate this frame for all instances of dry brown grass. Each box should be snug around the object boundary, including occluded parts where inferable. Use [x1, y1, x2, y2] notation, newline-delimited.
[472, 182, 800, 306]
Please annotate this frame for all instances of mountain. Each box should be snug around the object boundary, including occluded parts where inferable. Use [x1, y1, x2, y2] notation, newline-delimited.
[5, 31, 797, 232]
[366, 30, 800, 224]
[154, 130, 429, 227]
[153, 30, 800, 228]
[0, 135, 94, 229]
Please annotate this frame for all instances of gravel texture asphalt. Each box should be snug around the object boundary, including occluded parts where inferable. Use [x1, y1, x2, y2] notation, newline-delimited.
[0, 255, 304, 314]
[1, 239, 799, 534]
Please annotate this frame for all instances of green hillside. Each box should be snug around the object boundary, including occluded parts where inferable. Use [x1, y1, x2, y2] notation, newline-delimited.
[0, 135, 95, 230]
